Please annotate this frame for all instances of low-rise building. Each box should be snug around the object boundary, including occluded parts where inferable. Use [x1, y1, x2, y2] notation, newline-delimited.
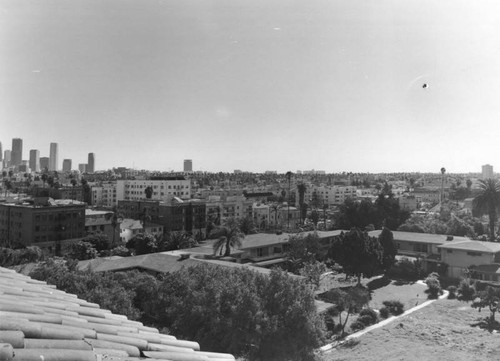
[85, 209, 121, 245]
[116, 176, 191, 202]
[119, 218, 163, 243]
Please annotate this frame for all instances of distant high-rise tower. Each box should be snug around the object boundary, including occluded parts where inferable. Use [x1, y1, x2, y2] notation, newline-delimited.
[78, 164, 87, 173]
[49, 143, 59, 171]
[183, 159, 193, 172]
[40, 157, 49, 172]
[62, 159, 72, 172]
[4, 150, 11, 167]
[0, 142, 3, 162]
[87, 153, 95, 173]
[482, 164, 494, 179]
[11, 138, 23, 166]
[29, 149, 40, 172]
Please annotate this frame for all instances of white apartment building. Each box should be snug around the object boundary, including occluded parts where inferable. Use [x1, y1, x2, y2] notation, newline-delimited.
[206, 195, 253, 224]
[116, 178, 191, 202]
[304, 185, 357, 207]
[91, 182, 118, 207]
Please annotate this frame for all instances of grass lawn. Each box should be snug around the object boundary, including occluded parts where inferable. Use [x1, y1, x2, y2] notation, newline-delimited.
[321, 299, 500, 361]
[367, 278, 428, 311]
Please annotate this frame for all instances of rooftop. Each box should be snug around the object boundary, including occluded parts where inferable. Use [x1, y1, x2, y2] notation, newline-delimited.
[368, 230, 470, 245]
[0, 266, 235, 360]
[438, 240, 500, 253]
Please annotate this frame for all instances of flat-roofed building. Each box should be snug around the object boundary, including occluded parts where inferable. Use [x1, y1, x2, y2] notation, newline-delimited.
[29, 149, 40, 172]
[0, 197, 86, 255]
[116, 176, 191, 202]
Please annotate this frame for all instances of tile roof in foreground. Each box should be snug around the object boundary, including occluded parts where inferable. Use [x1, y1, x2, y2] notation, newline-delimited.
[0, 266, 235, 361]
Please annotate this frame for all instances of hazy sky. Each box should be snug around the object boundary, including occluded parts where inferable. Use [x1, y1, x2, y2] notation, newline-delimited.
[2, 0, 500, 173]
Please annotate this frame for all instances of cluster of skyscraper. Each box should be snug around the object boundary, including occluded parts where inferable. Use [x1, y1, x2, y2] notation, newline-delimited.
[0, 138, 95, 173]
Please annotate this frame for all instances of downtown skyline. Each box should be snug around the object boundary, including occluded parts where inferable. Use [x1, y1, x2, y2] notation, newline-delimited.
[2, 0, 500, 173]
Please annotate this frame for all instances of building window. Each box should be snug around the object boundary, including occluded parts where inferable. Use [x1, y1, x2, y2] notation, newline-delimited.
[467, 251, 482, 257]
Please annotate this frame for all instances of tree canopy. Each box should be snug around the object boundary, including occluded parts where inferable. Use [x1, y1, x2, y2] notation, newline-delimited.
[473, 178, 500, 241]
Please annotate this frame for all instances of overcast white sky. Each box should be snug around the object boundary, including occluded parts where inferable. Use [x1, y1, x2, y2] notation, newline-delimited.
[1, 0, 500, 173]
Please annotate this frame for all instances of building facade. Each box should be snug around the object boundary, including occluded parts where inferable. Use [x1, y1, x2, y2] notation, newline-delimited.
[91, 182, 117, 207]
[11, 138, 23, 167]
[62, 159, 72, 172]
[49, 143, 59, 171]
[29, 149, 40, 173]
[87, 153, 95, 173]
[183, 159, 192, 172]
[40, 157, 49, 172]
[482, 164, 494, 179]
[116, 177, 192, 202]
[0, 198, 86, 254]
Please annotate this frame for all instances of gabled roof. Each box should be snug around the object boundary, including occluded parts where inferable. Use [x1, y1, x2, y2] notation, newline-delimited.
[0, 266, 235, 360]
[438, 240, 500, 253]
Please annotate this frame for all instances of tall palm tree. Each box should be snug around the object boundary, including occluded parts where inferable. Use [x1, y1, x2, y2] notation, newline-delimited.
[440, 167, 446, 204]
[473, 178, 500, 241]
[297, 183, 306, 225]
[212, 218, 244, 257]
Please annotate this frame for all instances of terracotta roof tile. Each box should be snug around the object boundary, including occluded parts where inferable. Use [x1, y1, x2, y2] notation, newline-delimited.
[0, 266, 235, 361]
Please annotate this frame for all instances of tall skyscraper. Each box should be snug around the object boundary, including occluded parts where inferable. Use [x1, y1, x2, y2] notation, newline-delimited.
[87, 153, 95, 173]
[0, 142, 3, 162]
[62, 159, 72, 172]
[482, 164, 494, 179]
[49, 143, 59, 171]
[40, 157, 49, 172]
[29, 149, 40, 172]
[183, 159, 193, 172]
[11, 138, 23, 166]
[4, 150, 11, 167]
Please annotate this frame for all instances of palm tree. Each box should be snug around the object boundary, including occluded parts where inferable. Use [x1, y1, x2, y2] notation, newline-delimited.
[473, 178, 500, 241]
[297, 183, 306, 225]
[286, 171, 293, 230]
[440, 167, 446, 204]
[212, 218, 244, 257]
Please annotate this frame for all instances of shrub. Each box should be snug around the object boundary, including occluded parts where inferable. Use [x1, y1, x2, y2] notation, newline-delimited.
[425, 272, 442, 299]
[385, 257, 422, 281]
[379, 307, 390, 319]
[359, 308, 378, 325]
[350, 320, 366, 332]
[457, 279, 476, 302]
[382, 300, 404, 315]
[447, 286, 457, 299]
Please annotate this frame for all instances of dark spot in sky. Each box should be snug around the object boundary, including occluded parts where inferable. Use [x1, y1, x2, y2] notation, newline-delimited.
[422, 83, 428, 89]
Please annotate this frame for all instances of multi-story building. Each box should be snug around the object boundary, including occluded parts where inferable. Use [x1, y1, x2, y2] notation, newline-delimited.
[29, 150, 40, 173]
[91, 182, 117, 207]
[119, 218, 163, 244]
[78, 164, 87, 173]
[84, 209, 120, 245]
[117, 198, 206, 236]
[0, 142, 2, 163]
[0, 197, 86, 254]
[3, 150, 11, 168]
[205, 195, 253, 225]
[116, 176, 191, 202]
[482, 164, 494, 179]
[49, 143, 59, 171]
[183, 159, 192, 172]
[87, 153, 95, 173]
[62, 159, 72, 172]
[40, 157, 49, 172]
[11, 138, 23, 167]
[302, 185, 357, 207]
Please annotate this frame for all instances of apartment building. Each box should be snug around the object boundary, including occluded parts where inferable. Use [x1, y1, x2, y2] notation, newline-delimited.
[116, 176, 191, 202]
[303, 185, 357, 207]
[0, 197, 85, 254]
[91, 182, 117, 207]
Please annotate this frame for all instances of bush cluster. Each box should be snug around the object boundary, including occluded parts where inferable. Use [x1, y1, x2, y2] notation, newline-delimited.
[425, 272, 442, 299]
[382, 300, 405, 316]
[350, 308, 379, 332]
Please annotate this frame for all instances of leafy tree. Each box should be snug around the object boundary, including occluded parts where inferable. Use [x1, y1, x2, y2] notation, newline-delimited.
[472, 286, 500, 328]
[144, 186, 153, 199]
[424, 272, 442, 299]
[212, 218, 244, 257]
[473, 178, 500, 241]
[67, 241, 98, 260]
[332, 228, 383, 284]
[299, 260, 327, 289]
[457, 278, 476, 302]
[238, 216, 257, 235]
[310, 209, 320, 227]
[285, 233, 322, 273]
[378, 228, 397, 272]
[83, 232, 110, 253]
[161, 231, 197, 251]
[156, 265, 324, 361]
[322, 287, 370, 337]
[126, 232, 158, 255]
